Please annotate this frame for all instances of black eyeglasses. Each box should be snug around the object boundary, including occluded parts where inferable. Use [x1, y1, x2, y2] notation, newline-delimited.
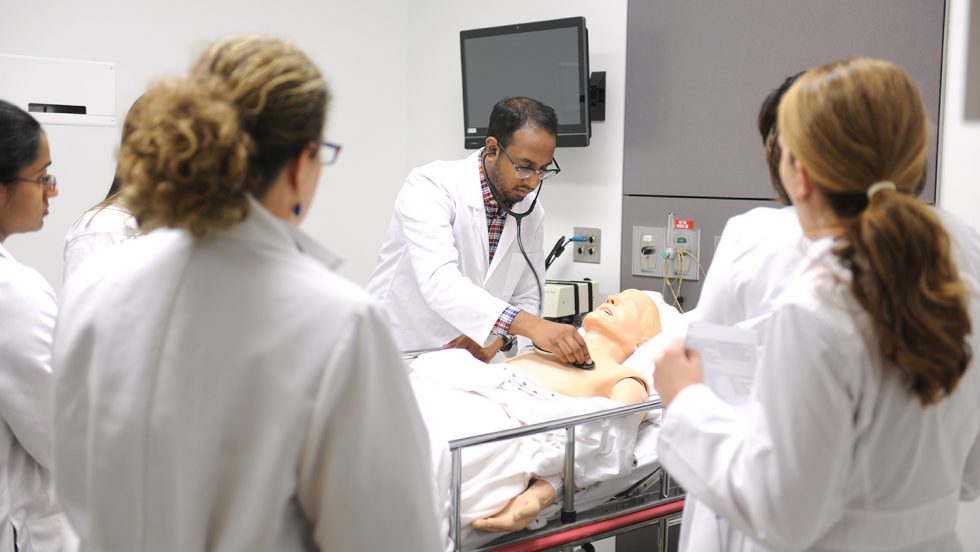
[16, 174, 57, 192]
[498, 146, 560, 181]
[321, 141, 342, 165]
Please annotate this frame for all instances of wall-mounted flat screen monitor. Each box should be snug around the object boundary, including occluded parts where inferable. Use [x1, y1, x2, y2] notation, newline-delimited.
[460, 17, 591, 149]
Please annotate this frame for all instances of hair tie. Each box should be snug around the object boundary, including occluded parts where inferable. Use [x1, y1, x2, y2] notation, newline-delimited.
[867, 181, 896, 199]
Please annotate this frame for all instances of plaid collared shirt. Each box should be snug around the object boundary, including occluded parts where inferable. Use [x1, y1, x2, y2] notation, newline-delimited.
[478, 150, 508, 264]
[478, 149, 520, 342]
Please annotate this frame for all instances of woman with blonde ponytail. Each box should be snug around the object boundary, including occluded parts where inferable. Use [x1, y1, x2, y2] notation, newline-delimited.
[52, 35, 442, 551]
[654, 57, 980, 551]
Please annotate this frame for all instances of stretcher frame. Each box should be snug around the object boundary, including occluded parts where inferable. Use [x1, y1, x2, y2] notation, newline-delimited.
[448, 399, 686, 552]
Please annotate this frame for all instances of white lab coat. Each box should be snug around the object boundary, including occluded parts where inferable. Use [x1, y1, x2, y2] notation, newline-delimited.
[366, 151, 545, 352]
[53, 198, 443, 552]
[689, 206, 802, 325]
[62, 203, 139, 284]
[659, 217, 980, 551]
[0, 243, 75, 551]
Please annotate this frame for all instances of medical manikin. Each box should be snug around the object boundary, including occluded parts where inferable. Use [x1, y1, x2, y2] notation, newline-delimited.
[411, 289, 661, 536]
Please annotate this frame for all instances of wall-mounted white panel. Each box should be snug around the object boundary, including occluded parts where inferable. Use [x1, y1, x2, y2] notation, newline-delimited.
[0, 54, 115, 126]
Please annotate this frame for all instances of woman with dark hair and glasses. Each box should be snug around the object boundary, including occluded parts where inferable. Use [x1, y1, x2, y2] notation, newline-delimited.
[0, 99, 76, 551]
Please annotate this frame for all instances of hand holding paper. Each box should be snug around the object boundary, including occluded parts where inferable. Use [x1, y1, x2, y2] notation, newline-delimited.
[651, 339, 703, 406]
[653, 321, 759, 407]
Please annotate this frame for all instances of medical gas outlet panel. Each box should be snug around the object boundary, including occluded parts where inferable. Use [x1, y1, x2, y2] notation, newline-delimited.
[630, 215, 701, 281]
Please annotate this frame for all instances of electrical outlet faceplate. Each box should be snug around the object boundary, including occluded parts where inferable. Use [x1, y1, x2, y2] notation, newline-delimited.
[572, 227, 601, 264]
[631, 225, 665, 277]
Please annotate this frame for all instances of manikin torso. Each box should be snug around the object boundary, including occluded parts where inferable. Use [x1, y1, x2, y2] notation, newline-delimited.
[507, 352, 648, 399]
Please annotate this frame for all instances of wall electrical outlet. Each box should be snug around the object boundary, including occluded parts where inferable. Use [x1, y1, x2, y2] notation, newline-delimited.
[665, 221, 701, 281]
[572, 227, 601, 264]
[631, 225, 666, 277]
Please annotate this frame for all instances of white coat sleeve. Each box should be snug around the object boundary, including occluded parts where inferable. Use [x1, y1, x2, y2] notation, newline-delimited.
[506, 213, 545, 316]
[395, 170, 510, 342]
[296, 302, 444, 551]
[658, 305, 854, 550]
[0, 276, 56, 471]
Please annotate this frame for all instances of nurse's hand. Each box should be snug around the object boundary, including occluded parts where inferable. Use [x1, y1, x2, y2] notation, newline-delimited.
[510, 311, 591, 366]
[653, 339, 704, 407]
[443, 334, 504, 363]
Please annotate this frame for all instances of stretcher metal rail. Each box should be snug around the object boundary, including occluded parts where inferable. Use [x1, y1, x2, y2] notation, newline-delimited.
[448, 398, 683, 552]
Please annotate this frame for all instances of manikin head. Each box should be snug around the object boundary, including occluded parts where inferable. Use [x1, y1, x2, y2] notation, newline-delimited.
[483, 97, 559, 205]
[582, 289, 662, 362]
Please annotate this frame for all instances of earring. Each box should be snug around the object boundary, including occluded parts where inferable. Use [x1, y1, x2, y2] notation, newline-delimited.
[293, 203, 302, 217]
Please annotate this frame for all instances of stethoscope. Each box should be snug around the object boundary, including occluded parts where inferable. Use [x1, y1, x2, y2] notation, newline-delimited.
[482, 150, 595, 370]
[481, 149, 545, 310]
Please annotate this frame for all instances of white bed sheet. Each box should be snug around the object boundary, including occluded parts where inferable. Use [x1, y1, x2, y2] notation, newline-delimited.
[460, 420, 664, 552]
[409, 350, 663, 551]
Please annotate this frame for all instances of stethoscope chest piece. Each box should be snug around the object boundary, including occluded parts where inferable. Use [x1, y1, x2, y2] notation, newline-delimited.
[532, 342, 596, 370]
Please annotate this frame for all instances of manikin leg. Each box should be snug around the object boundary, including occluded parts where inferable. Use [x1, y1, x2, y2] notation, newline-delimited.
[471, 478, 557, 532]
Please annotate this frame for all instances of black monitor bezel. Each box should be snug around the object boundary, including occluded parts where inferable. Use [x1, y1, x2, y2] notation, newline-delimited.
[460, 16, 591, 149]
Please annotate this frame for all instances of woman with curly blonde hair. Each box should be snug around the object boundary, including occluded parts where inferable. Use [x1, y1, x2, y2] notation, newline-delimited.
[53, 35, 442, 551]
[655, 57, 980, 551]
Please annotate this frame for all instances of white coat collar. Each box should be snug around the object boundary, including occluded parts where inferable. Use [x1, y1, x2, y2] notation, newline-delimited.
[240, 196, 343, 271]
[0, 241, 13, 261]
[462, 151, 485, 210]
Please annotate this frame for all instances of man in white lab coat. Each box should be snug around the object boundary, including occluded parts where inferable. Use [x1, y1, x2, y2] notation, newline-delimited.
[688, 72, 804, 327]
[367, 97, 590, 365]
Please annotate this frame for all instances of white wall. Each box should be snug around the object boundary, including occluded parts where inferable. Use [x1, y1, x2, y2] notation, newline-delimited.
[3, 0, 630, 298]
[940, 0, 980, 232]
[942, 0, 980, 544]
[0, 0, 411, 289]
[403, 0, 629, 299]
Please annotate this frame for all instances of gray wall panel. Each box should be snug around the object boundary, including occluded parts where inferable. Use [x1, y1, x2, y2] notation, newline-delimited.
[623, 0, 946, 201]
[621, 196, 778, 309]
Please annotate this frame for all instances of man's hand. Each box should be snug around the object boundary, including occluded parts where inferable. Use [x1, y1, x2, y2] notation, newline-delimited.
[652, 338, 704, 406]
[442, 334, 504, 363]
[509, 311, 591, 366]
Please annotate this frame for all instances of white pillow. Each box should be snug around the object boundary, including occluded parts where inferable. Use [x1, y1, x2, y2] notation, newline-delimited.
[623, 291, 688, 389]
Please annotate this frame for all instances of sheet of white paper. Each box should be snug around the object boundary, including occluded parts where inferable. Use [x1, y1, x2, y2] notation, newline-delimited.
[684, 321, 758, 406]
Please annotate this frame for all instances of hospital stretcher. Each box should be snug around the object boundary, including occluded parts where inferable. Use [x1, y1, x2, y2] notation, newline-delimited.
[447, 399, 686, 552]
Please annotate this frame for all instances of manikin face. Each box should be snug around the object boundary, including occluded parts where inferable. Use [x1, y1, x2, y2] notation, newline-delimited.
[582, 289, 662, 353]
[486, 126, 557, 205]
[0, 132, 56, 242]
